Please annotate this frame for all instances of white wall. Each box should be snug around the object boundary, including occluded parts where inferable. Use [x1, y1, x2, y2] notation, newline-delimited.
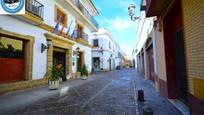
[0, 16, 47, 80]
[39, 0, 93, 43]
[91, 29, 125, 71]
[0, 0, 95, 80]
[136, 12, 154, 55]
[72, 43, 92, 73]
[135, 11, 154, 77]
[80, 0, 97, 16]
[42, 0, 93, 74]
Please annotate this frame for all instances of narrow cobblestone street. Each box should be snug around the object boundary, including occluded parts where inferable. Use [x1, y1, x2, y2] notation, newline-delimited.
[0, 69, 180, 115]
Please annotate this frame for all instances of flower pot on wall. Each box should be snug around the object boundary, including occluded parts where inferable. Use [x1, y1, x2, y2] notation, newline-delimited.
[48, 80, 59, 90]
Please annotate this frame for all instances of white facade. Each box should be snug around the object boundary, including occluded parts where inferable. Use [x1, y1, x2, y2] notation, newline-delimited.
[91, 29, 125, 71]
[0, 0, 98, 82]
[133, 11, 154, 77]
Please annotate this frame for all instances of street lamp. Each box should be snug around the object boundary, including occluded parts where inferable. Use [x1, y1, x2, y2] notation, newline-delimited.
[128, 4, 140, 21]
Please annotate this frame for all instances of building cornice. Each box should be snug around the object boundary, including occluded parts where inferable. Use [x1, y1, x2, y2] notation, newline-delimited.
[34, 20, 92, 48]
[44, 32, 75, 47]
[86, 0, 99, 15]
[92, 48, 113, 54]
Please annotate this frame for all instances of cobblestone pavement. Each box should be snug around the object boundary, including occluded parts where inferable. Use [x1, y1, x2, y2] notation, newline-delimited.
[14, 69, 139, 115]
[3, 69, 180, 115]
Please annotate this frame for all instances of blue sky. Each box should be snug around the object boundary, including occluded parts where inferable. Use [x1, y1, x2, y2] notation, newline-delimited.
[92, 0, 141, 59]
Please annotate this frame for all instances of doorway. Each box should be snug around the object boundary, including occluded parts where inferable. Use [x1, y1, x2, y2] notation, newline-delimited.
[92, 57, 100, 71]
[163, 0, 188, 102]
[174, 30, 188, 103]
[53, 49, 66, 81]
[77, 52, 84, 72]
[0, 37, 25, 83]
[147, 46, 155, 83]
[109, 59, 111, 71]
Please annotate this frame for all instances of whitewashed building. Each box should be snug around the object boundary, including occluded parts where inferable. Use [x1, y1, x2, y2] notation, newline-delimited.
[133, 11, 154, 79]
[0, 0, 99, 93]
[91, 29, 125, 72]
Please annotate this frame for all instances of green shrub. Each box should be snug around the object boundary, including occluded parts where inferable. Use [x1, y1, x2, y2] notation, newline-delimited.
[80, 64, 88, 76]
[46, 65, 64, 81]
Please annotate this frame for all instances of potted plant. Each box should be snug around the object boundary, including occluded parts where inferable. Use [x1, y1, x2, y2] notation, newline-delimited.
[47, 64, 64, 89]
[80, 64, 88, 80]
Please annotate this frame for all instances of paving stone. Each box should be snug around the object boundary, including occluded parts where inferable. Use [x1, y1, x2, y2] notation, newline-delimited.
[1, 69, 180, 115]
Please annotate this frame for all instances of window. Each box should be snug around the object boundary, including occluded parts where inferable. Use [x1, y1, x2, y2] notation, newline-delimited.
[93, 39, 99, 47]
[55, 5, 67, 27]
[109, 41, 111, 49]
[113, 46, 115, 52]
[0, 37, 24, 58]
[76, 23, 84, 38]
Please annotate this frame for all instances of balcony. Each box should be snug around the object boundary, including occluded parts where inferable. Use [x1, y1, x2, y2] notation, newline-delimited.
[16, 0, 44, 25]
[71, 30, 92, 47]
[71, 0, 99, 29]
[72, 30, 88, 42]
[26, 0, 44, 19]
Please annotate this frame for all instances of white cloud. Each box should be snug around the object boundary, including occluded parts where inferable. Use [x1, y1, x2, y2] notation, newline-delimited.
[119, 0, 136, 7]
[101, 17, 137, 58]
[104, 17, 136, 33]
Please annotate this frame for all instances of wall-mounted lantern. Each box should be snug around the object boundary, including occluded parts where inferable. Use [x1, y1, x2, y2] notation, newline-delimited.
[99, 47, 103, 55]
[76, 47, 80, 58]
[73, 47, 80, 56]
[41, 39, 52, 53]
[76, 47, 80, 52]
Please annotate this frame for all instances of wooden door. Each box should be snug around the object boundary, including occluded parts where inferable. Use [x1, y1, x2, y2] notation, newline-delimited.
[0, 37, 24, 84]
[174, 30, 188, 103]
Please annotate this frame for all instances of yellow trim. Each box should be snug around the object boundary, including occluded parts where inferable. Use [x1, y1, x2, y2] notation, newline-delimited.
[0, 28, 34, 81]
[0, 78, 47, 94]
[45, 32, 73, 77]
[76, 20, 84, 28]
[45, 33, 74, 48]
[193, 77, 204, 101]
[54, 5, 68, 28]
[39, 22, 92, 48]
[76, 51, 84, 73]
[20, 11, 43, 25]
[18, 10, 92, 47]
[79, 50, 85, 67]
[39, 23, 54, 33]
[19, 9, 68, 38]
[38, 23, 68, 38]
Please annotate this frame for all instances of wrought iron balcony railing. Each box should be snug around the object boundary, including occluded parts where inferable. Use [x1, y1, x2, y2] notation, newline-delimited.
[26, 0, 44, 19]
[71, 30, 88, 42]
[71, 0, 99, 29]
